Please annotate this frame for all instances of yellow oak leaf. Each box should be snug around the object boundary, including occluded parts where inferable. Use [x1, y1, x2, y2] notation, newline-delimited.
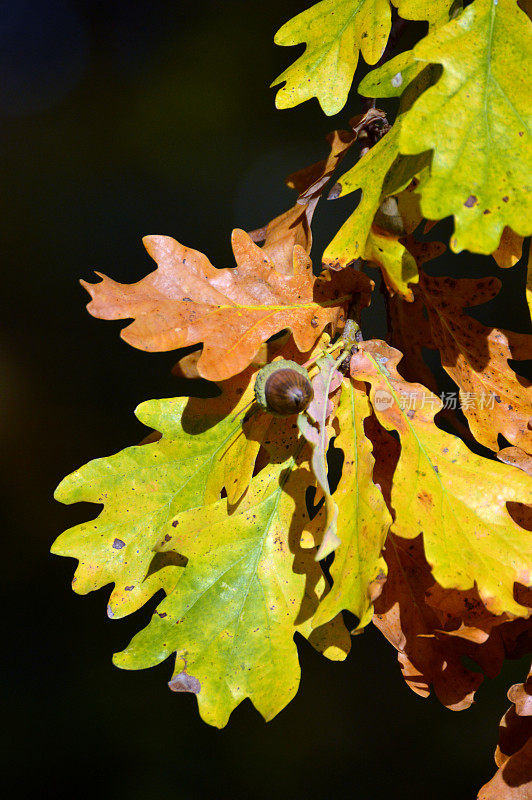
[399, 0, 532, 254]
[114, 455, 351, 727]
[52, 371, 266, 617]
[350, 340, 532, 617]
[272, 0, 392, 116]
[312, 378, 391, 629]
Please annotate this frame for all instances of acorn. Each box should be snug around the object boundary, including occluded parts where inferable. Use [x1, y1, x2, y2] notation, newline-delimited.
[254, 359, 313, 416]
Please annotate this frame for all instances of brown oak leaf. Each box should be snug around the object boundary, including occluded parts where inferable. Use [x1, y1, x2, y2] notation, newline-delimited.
[82, 229, 372, 381]
[478, 664, 532, 799]
[498, 447, 532, 477]
[249, 127, 358, 274]
[419, 274, 532, 453]
[249, 112, 383, 275]
[374, 535, 532, 712]
[374, 534, 486, 710]
[387, 240, 445, 392]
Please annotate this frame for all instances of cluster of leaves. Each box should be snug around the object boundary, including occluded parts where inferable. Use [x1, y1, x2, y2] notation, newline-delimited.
[53, 1, 532, 793]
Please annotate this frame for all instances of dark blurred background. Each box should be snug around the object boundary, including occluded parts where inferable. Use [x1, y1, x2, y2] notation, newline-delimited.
[2, 2, 530, 798]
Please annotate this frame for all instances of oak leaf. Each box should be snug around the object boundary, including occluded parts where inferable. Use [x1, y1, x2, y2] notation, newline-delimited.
[478, 664, 532, 799]
[350, 340, 532, 617]
[312, 378, 391, 629]
[357, 49, 426, 99]
[527, 246, 532, 322]
[52, 373, 264, 618]
[364, 224, 419, 300]
[498, 447, 532, 477]
[323, 64, 437, 268]
[271, 0, 392, 116]
[398, 0, 532, 254]
[419, 273, 532, 453]
[392, 0, 454, 28]
[298, 355, 344, 559]
[386, 241, 445, 390]
[374, 534, 486, 710]
[249, 127, 358, 274]
[82, 230, 371, 382]
[492, 228, 525, 269]
[114, 455, 351, 727]
[374, 535, 531, 710]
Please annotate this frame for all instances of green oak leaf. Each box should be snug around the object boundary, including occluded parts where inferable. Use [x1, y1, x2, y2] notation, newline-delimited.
[52, 396, 252, 618]
[358, 50, 425, 98]
[313, 379, 391, 630]
[323, 64, 437, 268]
[399, 0, 532, 254]
[114, 456, 351, 728]
[271, 0, 392, 116]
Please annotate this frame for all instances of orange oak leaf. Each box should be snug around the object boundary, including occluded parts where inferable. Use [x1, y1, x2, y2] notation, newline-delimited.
[492, 227, 525, 269]
[419, 274, 532, 453]
[350, 340, 532, 617]
[478, 664, 532, 800]
[82, 229, 372, 382]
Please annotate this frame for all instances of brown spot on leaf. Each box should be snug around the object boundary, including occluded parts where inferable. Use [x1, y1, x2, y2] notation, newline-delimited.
[502, 196, 509, 202]
[417, 490, 434, 508]
[310, 316, 319, 328]
[125, 585, 134, 591]
[112, 538, 125, 550]
[169, 672, 201, 694]
[464, 195, 477, 208]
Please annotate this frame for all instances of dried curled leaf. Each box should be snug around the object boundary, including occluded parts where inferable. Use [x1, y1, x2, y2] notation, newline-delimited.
[399, 0, 532, 254]
[249, 127, 358, 274]
[114, 455, 350, 727]
[298, 355, 343, 559]
[82, 230, 372, 381]
[350, 340, 532, 617]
